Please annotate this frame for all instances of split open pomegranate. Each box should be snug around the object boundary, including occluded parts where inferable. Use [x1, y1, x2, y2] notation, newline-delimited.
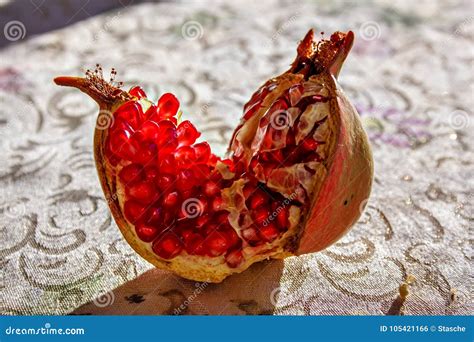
[54, 29, 373, 282]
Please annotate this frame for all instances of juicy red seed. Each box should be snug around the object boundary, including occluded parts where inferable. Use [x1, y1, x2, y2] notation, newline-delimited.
[139, 121, 160, 141]
[196, 214, 209, 228]
[192, 164, 211, 180]
[193, 142, 211, 163]
[225, 249, 244, 268]
[276, 208, 289, 229]
[135, 223, 159, 242]
[215, 211, 229, 224]
[162, 192, 179, 209]
[220, 158, 234, 172]
[208, 154, 219, 167]
[175, 146, 196, 167]
[114, 101, 143, 130]
[181, 189, 196, 199]
[222, 228, 240, 248]
[109, 129, 138, 161]
[124, 200, 147, 223]
[127, 182, 157, 204]
[144, 104, 158, 121]
[158, 155, 176, 174]
[253, 208, 270, 224]
[204, 223, 218, 235]
[153, 233, 183, 259]
[147, 207, 162, 224]
[302, 137, 319, 150]
[259, 224, 279, 242]
[212, 196, 224, 212]
[119, 164, 143, 184]
[129, 86, 147, 99]
[134, 141, 158, 164]
[174, 222, 194, 240]
[248, 190, 268, 209]
[177, 120, 200, 146]
[110, 117, 134, 134]
[144, 166, 159, 183]
[180, 229, 195, 241]
[249, 158, 259, 173]
[157, 93, 179, 118]
[205, 231, 229, 257]
[243, 184, 254, 199]
[176, 169, 197, 192]
[204, 181, 220, 197]
[157, 175, 174, 192]
[156, 120, 177, 147]
[184, 233, 205, 255]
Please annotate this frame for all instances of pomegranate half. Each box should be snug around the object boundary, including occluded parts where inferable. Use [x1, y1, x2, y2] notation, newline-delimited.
[54, 29, 373, 283]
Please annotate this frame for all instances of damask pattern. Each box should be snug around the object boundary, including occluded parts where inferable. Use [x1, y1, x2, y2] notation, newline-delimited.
[0, 0, 472, 315]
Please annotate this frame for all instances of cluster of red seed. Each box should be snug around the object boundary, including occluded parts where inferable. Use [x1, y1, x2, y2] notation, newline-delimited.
[233, 81, 328, 205]
[105, 86, 291, 268]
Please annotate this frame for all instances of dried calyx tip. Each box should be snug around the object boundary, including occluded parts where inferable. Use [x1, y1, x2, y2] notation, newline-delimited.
[292, 29, 353, 78]
[54, 64, 130, 105]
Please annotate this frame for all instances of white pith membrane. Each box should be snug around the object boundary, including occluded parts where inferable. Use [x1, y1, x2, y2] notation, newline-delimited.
[98, 69, 338, 283]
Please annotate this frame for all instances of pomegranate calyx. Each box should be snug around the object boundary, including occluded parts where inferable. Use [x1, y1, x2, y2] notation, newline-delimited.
[290, 29, 354, 79]
[54, 65, 131, 108]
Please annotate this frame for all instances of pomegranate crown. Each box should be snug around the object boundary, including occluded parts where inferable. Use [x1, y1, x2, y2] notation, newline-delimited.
[291, 29, 354, 78]
[54, 64, 132, 106]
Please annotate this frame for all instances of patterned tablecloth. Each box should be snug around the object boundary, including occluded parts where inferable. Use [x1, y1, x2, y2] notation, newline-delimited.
[0, 0, 472, 315]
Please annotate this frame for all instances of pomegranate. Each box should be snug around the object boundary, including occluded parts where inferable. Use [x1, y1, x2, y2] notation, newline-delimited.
[54, 29, 373, 283]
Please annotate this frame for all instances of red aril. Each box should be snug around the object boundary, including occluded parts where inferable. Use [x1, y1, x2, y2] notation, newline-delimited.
[177, 120, 200, 146]
[157, 93, 179, 119]
[225, 249, 244, 268]
[153, 233, 183, 259]
[135, 223, 159, 242]
[205, 231, 230, 257]
[119, 164, 143, 184]
[129, 86, 146, 99]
